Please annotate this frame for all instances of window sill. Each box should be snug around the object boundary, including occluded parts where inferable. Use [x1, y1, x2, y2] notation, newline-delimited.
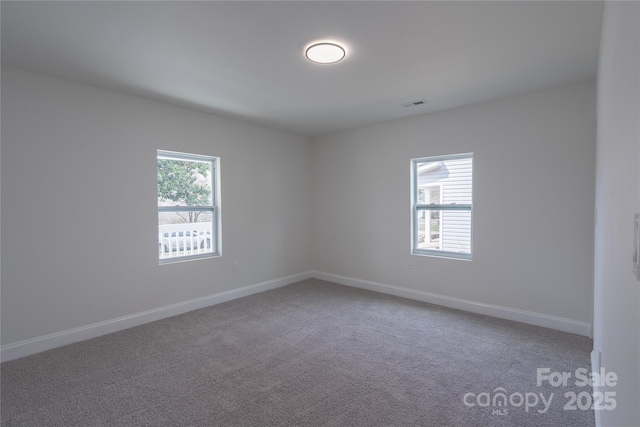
[159, 252, 220, 265]
[411, 250, 472, 261]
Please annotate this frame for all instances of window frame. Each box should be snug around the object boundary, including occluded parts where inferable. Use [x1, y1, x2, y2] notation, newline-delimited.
[157, 150, 221, 264]
[411, 152, 473, 260]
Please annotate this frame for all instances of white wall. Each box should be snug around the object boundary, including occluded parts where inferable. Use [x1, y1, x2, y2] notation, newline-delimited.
[593, 2, 640, 426]
[312, 82, 596, 325]
[1, 67, 312, 346]
[1, 66, 600, 358]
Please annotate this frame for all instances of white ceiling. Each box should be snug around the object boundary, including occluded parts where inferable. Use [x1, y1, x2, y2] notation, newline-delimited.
[1, 1, 603, 137]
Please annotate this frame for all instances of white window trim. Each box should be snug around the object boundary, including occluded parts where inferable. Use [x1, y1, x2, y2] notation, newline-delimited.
[157, 150, 221, 264]
[411, 152, 473, 260]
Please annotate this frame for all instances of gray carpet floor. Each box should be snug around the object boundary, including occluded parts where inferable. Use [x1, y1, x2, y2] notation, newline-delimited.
[1, 279, 595, 426]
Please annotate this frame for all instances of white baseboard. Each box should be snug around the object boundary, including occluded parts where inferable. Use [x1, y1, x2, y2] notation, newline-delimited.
[1, 271, 313, 362]
[2, 270, 592, 362]
[310, 270, 592, 337]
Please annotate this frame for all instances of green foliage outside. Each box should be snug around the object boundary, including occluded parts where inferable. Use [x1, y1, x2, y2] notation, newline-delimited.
[157, 159, 211, 223]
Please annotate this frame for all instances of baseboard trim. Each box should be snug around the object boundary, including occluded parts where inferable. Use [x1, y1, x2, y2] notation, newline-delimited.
[2, 270, 592, 362]
[1, 271, 313, 362]
[310, 271, 592, 337]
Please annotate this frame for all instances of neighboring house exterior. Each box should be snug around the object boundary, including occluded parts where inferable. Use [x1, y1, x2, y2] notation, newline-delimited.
[417, 157, 472, 254]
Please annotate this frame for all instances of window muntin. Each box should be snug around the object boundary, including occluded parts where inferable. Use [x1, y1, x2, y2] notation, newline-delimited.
[157, 150, 219, 263]
[412, 153, 473, 260]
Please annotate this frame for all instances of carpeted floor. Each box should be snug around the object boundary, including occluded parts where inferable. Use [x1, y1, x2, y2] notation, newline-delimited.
[1, 279, 595, 426]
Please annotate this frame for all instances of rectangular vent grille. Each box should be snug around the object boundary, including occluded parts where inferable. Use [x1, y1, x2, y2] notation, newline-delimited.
[402, 99, 428, 108]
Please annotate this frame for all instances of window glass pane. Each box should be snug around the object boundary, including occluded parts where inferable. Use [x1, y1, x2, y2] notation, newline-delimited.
[417, 209, 471, 254]
[157, 158, 212, 207]
[417, 209, 441, 251]
[416, 157, 472, 205]
[158, 211, 213, 259]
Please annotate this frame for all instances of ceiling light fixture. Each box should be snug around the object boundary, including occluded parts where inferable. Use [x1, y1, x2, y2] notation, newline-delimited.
[305, 42, 346, 64]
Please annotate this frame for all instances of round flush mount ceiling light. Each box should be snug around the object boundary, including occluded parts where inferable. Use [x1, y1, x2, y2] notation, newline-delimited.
[305, 42, 346, 64]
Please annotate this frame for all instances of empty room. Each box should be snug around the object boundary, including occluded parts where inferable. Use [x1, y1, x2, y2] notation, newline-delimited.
[1, 2, 638, 427]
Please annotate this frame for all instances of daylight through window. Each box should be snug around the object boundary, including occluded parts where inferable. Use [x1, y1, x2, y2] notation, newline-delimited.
[157, 150, 219, 262]
[412, 153, 473, 260]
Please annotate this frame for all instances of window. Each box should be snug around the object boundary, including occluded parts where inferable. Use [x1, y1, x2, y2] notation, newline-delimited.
[412, 153, 473, 260]
[157, 150, 220, 263]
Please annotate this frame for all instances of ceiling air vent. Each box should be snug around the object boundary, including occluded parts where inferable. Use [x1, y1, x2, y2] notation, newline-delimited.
[402, 100, 428, 108]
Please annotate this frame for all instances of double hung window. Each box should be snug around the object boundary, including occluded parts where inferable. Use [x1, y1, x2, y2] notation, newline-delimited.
[412, 153, 473, 260]
[157, 150, 220, 263]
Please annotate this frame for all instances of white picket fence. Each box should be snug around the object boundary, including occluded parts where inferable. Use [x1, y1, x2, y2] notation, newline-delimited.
[158, 222, 213, 259]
